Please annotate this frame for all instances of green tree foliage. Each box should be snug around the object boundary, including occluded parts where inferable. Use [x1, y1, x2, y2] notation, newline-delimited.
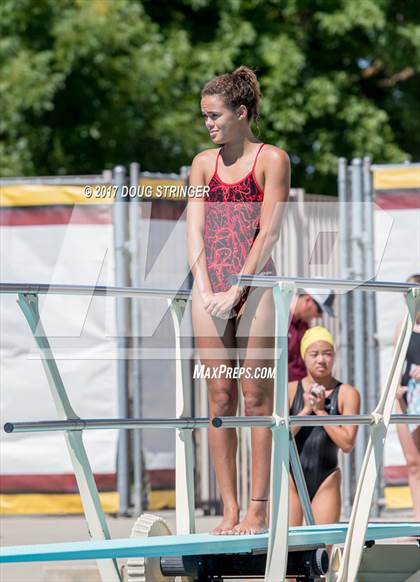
[1, 0, 419, 193]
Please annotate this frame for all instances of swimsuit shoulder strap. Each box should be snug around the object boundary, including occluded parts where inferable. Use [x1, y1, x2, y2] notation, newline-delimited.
[290, 380, 304, 414]
[251, 143, 265, 173]
[330, 382, 342, 414]
[214, 148, 222, 176]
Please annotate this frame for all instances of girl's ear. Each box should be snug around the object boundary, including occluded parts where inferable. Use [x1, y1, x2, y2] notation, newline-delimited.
[236, 105, 248, 120]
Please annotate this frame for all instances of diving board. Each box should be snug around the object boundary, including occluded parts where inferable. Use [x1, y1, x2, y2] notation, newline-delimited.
[1, 523, 418, 563]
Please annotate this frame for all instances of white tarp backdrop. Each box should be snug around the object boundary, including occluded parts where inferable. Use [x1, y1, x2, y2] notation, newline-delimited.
[0, 219, 118, 485]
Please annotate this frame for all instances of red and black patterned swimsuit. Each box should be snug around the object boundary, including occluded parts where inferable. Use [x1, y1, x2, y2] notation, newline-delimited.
[204, 143, 276, 314]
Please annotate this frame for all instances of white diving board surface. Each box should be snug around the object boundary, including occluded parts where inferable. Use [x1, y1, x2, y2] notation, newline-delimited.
[1, 523, 418, 563]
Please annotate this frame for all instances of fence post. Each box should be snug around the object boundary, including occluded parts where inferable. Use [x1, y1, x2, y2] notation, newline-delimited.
[113, 165, 130, 515]
[351, 158, 367, 477]
[128, 162, 146, 515]
[338, 157, 353, 517]
[363, 157, 382, 516]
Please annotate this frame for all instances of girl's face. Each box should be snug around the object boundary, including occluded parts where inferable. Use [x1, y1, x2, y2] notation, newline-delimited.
[304, 341, 335, 378]
[201, 95, 242, 144]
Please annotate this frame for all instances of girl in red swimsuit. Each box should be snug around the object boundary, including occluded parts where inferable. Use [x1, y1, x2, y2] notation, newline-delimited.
[204, 143, 277, 315]
[187, 66, 290, 535]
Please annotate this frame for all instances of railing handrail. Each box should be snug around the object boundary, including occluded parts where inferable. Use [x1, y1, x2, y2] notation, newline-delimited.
[232, 275, 420, 293]
[0, 282, 191, 300]
[1, 277, 419, 299]
[4, 413, 419, 434]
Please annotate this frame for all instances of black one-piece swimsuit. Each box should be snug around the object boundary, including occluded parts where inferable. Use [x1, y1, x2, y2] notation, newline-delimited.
[290, 380, 342, 500]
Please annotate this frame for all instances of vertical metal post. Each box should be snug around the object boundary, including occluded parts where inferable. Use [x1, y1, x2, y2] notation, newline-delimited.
[197, 376, 211, 511]
[363, 157, 381, 516]
[102, 169, 113, 182]
[351, 159, 366, 476]
[239, 390, 249, 513]
[180, 165, 191, 180]
[266, 283, 294, 582]
[179, 164, 198, 520]
[169, 297, 196, 535]
[129, 162, 144, 515]
[113, 165, 130, 515]
[338, 157, 352, 517]
[295, 188, 306, 276]
[289, 435, 315, 525]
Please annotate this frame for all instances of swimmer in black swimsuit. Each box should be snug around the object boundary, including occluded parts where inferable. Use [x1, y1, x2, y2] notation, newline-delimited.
[290, 379, 342, 500]
[288, 326, 360, 528]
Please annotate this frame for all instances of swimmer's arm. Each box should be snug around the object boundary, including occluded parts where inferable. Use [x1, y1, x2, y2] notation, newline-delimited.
[316, 384, 360, 453]
[187, 153, 213, 296]
[289, 380, 313, 437]
[236, 147, 290, 281]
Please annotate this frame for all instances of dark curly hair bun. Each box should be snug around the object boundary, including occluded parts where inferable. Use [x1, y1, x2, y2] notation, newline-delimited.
[201, 66, 261, 122]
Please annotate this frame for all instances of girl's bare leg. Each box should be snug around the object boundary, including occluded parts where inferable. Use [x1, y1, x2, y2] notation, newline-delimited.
[311, 469, 341, 524]
[289, 476, 304, 526]
[192, 286, 239, 534]
[311, 469, 341, 554]
[396, 401, 420, 521]
[287, 478, 305, 582]
[233, 288, 275, 534]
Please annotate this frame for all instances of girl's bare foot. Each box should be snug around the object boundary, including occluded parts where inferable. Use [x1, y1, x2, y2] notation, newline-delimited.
[211, 506, 240, 535]
[233, 502, 268, 535]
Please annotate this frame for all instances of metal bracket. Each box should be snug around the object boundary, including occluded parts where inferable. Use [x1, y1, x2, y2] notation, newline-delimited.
[168, 296, 195, 535]
[265, 282, 294, 582]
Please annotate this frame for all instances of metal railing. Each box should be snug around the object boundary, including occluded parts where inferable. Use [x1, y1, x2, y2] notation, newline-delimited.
[1, 277, 419, 582]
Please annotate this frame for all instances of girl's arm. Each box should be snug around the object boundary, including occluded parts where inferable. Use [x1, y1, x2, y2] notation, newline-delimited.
[314, 384, 360, 452]
[187, 152, 213, 299]
[289, 380, 314, 437]
[238, 146, 290, 278]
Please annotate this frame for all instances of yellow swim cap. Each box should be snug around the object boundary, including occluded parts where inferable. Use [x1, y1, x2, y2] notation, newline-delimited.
[300, 326, 335, 359]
